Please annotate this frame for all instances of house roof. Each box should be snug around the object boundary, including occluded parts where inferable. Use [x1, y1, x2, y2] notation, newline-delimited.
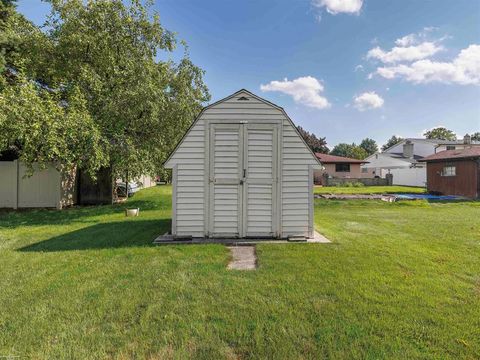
[380, 137, 480, 154]
[315, 153, 368, 164]
[419, 147, 480, 162]
[361, 152, 420, 169]
[388, 152, 423, 161]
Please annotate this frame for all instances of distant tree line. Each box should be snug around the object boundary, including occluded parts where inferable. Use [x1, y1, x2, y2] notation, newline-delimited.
[299, 125, 478, 160]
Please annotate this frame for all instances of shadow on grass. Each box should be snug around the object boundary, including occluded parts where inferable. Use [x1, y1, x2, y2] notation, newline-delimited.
[18, 219, 170, 252]
[0, 199, 167, 228]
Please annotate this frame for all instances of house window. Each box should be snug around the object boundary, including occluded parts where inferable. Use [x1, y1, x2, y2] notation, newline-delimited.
[361, 167, 368, 173]
[441, 165, 456, 176]
[335, 163, 350, 172]
[446, 145, 456, 150]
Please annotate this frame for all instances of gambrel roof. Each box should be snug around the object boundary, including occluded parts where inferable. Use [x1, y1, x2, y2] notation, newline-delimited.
[164, 89, 321, 168]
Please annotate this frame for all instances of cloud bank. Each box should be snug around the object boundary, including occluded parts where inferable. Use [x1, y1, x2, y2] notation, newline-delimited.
[367, 42, 443, 63]
[375, 44, 480, 85]
[367, 29, 480, 85]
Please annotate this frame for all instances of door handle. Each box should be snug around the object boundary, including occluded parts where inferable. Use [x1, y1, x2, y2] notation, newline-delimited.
[240, 169, 246, 185]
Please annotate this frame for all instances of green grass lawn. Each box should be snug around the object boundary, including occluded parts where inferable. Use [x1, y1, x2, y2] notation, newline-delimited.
[315, 185, 426, 195]
[0, 186, 479, 359]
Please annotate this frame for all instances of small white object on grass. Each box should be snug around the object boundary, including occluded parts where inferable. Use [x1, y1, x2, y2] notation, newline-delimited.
[125, 208, 139, 217]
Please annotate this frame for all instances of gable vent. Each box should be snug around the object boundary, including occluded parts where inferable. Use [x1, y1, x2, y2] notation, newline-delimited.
[237, 96, 249, 101]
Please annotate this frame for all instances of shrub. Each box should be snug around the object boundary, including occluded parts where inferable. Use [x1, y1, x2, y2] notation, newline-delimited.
[344, 182, 354, 187]
[353, 182, 365, 187]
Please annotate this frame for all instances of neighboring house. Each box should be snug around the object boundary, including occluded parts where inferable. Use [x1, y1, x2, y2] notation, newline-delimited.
[419, 147, 480, 199]
[435, 134, 480, 153]
[164, 89, 321, 240]
[314, 153, 368, 185]
[362, 136, 479, 187]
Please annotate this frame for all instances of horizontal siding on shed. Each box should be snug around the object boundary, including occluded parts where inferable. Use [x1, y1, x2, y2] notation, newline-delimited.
[281, 119, 318, 237]
[169, 119, 206, 237]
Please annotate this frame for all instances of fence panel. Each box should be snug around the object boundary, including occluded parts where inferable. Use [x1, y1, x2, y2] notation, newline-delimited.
[0, 161, 17, 208]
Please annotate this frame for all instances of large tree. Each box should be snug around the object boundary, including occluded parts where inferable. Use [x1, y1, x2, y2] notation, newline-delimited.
[330, 143, 367, 160]
[381, 135, 403, 151]
[1, 0, 209, 179]
[297, 126, 329, 154]
[359, 138, 378, 156]
[41, 0, 210, 179]
[423, 127, 457, 141]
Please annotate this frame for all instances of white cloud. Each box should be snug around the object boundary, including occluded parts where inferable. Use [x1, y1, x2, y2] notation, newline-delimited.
[353, 91, 384, 111]
[367, 42, 443, 63]
[374, 44, 480, 85]
[423, 26, 439, 33]
[367, 29, 447, 64]
[395, 34, 418, 47]
[260, 76, 331, 109]
[312, 0, 363, 15]
[394, 28, 438, 47]
[354, 64, 364, 72]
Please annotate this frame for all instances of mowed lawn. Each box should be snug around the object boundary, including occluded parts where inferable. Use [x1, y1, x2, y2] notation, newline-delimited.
[314, 185, 426, 195]
[0, 186, 479, 359]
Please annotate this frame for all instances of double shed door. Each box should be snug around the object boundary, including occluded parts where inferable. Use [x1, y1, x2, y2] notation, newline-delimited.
[208, 122, 279, 238]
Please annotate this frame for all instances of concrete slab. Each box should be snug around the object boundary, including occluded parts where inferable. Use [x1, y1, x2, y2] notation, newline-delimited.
[227, 246, 257, 270]
[309, 231, 331, 243]
[153, 231, 331, 245]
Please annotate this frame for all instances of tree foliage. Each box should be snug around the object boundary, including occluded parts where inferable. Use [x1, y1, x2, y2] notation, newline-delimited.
[469, 132, 480, 141]
[359, 138, 378, 156]
[1, 0, 209, 179]
[297, 126, 329, 154]
[423, 127, 457, 141]
[330, 143, 367, 160]
[0, 77, 106, 176]
[1, 1, 105, 176]
[0, 0, 17, 74]
[381, 135, 403, 152]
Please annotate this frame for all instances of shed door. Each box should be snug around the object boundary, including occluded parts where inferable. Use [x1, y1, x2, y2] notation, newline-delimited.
[208, 122, 279, 238]
[208, 124, 244, 237]
[243, 124, 278, 237]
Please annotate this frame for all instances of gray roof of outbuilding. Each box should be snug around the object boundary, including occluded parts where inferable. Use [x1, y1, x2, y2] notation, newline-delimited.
[419, 147, 480, 162]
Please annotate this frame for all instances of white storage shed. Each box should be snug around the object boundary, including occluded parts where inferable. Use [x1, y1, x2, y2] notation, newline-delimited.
[164, 89, 321, 239]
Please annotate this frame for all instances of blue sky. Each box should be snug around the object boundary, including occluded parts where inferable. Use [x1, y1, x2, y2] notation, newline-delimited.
[18, 0, 480, 148]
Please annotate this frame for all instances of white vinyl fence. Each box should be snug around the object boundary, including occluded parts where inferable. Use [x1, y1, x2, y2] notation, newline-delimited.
[0, 161, 76, 209]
